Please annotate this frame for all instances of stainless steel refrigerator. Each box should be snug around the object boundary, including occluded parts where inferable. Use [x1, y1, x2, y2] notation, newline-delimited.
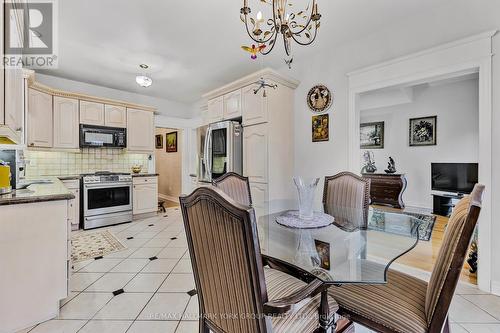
[197, 121, 243, 183]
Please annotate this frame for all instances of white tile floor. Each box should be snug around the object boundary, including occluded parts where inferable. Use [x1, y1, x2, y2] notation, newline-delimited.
[15, 207, 500, 333]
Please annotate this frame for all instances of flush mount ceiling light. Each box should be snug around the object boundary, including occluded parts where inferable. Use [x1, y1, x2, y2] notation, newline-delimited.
[240, 0, 322, 67]
[136, 64, 153, 88]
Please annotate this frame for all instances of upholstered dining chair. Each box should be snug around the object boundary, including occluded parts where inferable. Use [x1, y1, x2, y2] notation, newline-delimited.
[322, 172, 371, 230]
[328, 184, 485, 333]
[213, 172, 252, 206]
[179, 186, 339, 333]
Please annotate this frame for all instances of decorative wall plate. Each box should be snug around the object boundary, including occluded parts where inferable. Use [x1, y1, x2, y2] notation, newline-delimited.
[307, 84, 332, 113]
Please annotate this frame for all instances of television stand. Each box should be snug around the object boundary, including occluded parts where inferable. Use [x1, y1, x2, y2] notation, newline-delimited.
[432, 193, 463, 217]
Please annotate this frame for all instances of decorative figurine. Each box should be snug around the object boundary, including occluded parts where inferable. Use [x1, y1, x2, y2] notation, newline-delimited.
[361, 151, 377, 174]
[241, 44, 266, 60]
[384, 157, 397, 174]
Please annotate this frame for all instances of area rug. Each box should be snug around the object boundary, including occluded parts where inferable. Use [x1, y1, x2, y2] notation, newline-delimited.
[71, 230, 126, 263]
[370, 210, 437, 241]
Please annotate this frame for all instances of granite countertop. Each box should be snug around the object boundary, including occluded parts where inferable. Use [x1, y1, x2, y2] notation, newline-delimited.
[58, 175, 81, 181]
[132, 173, 159, 177]
[0, 177, 75, 206]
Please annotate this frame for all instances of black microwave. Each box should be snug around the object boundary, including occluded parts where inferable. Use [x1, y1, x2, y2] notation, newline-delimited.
[80, 124, 127, 148]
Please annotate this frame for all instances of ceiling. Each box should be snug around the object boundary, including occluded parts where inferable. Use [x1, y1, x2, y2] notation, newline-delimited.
[38, 0, 456, 104]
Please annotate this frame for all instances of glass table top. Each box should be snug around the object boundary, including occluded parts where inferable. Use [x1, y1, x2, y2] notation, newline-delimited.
[258, 207, 423, 285]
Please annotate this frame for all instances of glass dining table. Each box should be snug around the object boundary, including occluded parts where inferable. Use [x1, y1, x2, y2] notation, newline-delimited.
[258, 206, 424, 285]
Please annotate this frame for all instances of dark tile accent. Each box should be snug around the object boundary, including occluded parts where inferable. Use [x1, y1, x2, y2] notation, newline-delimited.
[127, 237, 134, 240]
[94, 256, 103, 260]
[164, 215, 168, 218]
[187, 289, 198, 296]
[112, 288, 125, 296]
[149, 256, 158, 261]
[170, 237, 178, 240]
[148, 224, 154, 227]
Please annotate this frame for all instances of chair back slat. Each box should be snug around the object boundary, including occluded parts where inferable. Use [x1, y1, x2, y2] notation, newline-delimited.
[323, 172, 371, 229]
[213, 172, 253, 206]
[180, 187, 268, 333]
[425, 184, 484, 331]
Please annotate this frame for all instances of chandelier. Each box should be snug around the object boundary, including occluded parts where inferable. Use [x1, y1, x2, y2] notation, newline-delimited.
[240, 0, 321, 63]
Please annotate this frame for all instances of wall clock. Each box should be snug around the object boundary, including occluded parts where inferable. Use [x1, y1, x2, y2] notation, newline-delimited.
[307, 84, 332, 113]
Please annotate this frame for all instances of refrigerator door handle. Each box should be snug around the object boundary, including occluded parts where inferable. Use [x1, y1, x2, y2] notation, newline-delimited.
[204, 126, 212, 182]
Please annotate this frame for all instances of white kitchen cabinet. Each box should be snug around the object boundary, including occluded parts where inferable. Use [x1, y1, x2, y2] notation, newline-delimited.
[105, 104, 127, 128]
[53, 97, 79, 149]
[243, 123, 268, 184]
[4, 68, 24, 134]
[223, 89, 242, 120]
[127, 108, 154, 152]
[79, 101, 104, 126]
[250, 182, 269, 219]
[0, 1, 4, 126]
[28, 88, 53, 148]
[242, 84, 267, 126]
[207, 96, 224, 124]
[133, 176, 158, 215]
[62, 179, 80, 231]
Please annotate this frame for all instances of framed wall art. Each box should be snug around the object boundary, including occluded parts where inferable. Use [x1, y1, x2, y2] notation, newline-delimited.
[360, 121, 384, 149]
[312, 114, 329, 142]
[307, 84, 333, 113]
[409, 116, 437, 146]
[166, 131, 178, 153]
[155, 134, 163, 149]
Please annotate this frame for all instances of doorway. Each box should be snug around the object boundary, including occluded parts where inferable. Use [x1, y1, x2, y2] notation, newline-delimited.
[155, 127, 182, 207]
[347, 31, 494, 292]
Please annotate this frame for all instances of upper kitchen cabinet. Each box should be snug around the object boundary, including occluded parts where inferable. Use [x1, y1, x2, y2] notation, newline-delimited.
[28, 88, 53, 148]
[53, 97, 79, 149]
[223, 89, 242, 120]
[242, 84, 267, 126]
[207, 96, 224, 124]
[127, 108, 154, 152]
[3, 68, 24, 140]
[104, 105, 127, 128]
[79, 101, 104, 126]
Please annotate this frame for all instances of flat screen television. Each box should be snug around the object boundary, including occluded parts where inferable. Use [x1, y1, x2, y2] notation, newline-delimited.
[431, 163, 478, 194]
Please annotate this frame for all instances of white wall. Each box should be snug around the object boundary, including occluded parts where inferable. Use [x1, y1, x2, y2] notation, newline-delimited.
[360, 79, 479, 209]
[275, 1, 500, 289]
[34, 73, 192, 118]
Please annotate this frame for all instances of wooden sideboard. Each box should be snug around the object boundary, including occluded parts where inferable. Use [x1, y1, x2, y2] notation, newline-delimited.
[362, 173, 407, 209]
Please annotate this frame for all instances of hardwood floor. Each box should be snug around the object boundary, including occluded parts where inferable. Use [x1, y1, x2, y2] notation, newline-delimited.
[372, 205, 477, 284]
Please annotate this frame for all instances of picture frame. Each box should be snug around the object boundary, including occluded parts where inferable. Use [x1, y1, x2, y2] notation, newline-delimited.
[409, 116, 437, 146]
[307, 84, 333, 113]
[155, 134, 163, 149]
[312, 114, 329, 142]
[314, 239, 331, 270]
[360, 121, 384, 149]
[166, 131, 178, 153]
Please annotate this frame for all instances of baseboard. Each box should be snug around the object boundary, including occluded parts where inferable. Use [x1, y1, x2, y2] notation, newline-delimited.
[490, 281, 500, 296]
[158, 193, 179, 203]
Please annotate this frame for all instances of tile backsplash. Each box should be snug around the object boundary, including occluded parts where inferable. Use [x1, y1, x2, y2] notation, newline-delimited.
[25, 149, 150, 177]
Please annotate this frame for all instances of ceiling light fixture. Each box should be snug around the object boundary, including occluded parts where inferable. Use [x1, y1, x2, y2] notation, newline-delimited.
[136, 64, 153, 88]
[240, 0, 322, 67]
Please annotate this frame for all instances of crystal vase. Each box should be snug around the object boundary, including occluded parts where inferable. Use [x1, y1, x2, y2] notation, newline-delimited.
[294, 230, 321, 268]
[294, 177, 320, 220]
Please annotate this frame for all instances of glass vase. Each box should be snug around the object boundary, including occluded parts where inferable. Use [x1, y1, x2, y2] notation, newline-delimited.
[294, 177, 320, 220]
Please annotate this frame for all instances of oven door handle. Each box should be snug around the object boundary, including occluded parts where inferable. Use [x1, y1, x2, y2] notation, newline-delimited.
[84, 183, 132, 189]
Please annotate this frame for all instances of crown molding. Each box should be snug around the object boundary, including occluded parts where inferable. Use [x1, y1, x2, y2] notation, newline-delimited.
[27, 72, 156, 112]
[202, 68, 300, 100]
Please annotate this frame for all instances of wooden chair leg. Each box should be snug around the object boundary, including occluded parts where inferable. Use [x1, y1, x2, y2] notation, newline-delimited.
[200, 319, 210, 333]
[442, 316, 450, 333]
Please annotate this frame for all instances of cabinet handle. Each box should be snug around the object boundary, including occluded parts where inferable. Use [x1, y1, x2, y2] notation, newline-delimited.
[29, 143, 34, 147]
[15, 127, 22, 132]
